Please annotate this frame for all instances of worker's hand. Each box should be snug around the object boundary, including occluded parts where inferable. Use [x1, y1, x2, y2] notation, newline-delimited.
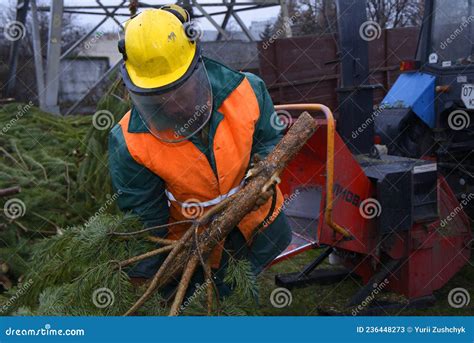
[252, 186, 274, 211]
[246, 154, 281, 211]
[245, 154, 263, 182]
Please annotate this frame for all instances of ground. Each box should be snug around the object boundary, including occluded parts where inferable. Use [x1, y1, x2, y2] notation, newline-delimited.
[258, 247, 474, 316]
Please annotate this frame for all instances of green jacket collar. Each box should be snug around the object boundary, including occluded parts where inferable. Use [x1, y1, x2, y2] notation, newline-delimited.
[127, 57, 245, 134]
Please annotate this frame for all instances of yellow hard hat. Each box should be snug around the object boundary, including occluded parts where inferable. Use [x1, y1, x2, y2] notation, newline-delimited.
[121, 7, 197, 89]
[118, 6, 212, 144]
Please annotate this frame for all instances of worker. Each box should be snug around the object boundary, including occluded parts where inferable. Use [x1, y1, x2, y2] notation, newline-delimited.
[108, 5, 292, 299]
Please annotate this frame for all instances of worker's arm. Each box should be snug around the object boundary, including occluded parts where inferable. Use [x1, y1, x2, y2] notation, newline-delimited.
[108, 125, 169, 233]
[245, 73, 284, 158]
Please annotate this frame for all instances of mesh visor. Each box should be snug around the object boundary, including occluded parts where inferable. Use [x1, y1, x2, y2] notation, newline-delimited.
[129, 61, 212, 143]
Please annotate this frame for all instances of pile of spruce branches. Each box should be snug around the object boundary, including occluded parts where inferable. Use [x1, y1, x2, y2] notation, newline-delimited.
[4, 214, 257, 316]
[0, 81, 257, 316]
[0, 80, 127, 287]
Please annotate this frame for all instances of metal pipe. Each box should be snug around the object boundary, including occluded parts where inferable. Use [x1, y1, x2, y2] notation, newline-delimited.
[232, 11, 255, 41]
[60, 0, 126, 60]
[60, 18, 107, 60]
[44, 0, 63, 114]
[274, 103, 352, 238]
[192, 0, 230, 40]
[96, 0, 125, 29]
[36, 2, 268, 10]
[4, 0, 30, 98]
[217, 0, 234, 41]
[30, 0, 46, 109]
[296, 246, 334, 279]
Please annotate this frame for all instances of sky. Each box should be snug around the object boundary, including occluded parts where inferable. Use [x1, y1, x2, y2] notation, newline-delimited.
[0, 0, 281, 31]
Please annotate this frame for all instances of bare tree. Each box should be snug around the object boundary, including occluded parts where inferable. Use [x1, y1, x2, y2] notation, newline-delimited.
[1, 0, 86, 56]
[260, 23, 274, 41]
[287, 0, 423, 37]
[288, 0, 338, 36]
[366, 0, 424, 28]
[272, 0, 303, 36]
[0, 0, 86, 102]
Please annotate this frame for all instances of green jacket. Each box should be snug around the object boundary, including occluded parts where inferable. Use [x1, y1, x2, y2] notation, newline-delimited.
[108, 57, 283, 230]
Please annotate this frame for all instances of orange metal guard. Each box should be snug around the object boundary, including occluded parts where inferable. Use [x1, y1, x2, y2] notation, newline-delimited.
[274, 104, 352, 238]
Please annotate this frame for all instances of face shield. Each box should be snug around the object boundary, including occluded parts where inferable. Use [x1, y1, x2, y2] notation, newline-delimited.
[125, 60, 213, 143]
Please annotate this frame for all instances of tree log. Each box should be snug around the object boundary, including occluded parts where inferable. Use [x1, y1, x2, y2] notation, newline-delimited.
[125, 112, 317, 315]
[161, 111, 316, 285]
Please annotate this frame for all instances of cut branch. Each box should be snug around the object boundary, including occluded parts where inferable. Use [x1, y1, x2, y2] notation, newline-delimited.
[0, 186, 21, 198]
[168, 256, 199, 316]
[119, 244, 175, 268]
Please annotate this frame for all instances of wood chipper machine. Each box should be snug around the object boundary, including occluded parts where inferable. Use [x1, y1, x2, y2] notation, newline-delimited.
[270, 0, 472, 312]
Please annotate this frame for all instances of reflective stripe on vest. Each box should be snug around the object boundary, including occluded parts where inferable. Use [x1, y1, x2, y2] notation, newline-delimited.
[165, 181, 244, 208]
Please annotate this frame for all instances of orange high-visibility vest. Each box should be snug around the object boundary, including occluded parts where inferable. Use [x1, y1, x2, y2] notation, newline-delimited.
[118, 77, 284, 266]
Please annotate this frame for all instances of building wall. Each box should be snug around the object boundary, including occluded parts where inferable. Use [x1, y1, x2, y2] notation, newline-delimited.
[202, 41, 259, 72]
[79, 33, 120, 66]
[58, 58, 109, 104]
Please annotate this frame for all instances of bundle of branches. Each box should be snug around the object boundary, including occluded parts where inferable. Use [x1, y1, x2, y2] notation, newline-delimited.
[122, 112, 317, 316]
[3, 112, 316, 316]
[0, 103, 92, 282]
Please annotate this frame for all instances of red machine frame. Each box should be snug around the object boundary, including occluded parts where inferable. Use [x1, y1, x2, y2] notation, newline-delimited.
[272, 104, 472, 301]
